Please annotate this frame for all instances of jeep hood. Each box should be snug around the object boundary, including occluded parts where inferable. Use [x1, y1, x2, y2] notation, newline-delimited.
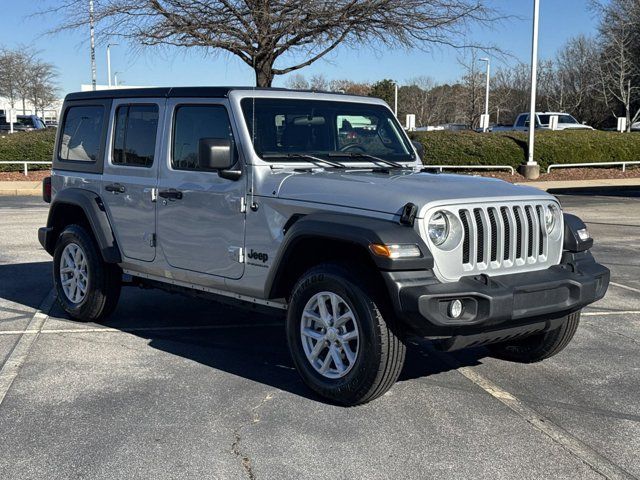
[270, 169, 553, 217]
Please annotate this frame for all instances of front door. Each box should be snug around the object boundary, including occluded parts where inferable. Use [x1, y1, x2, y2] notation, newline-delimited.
[102, 99, 164, 262]
[156, 100, 246, 279]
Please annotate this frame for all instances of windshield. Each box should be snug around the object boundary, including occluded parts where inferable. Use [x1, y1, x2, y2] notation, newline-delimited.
[538, 114, 579, 126]
[241, 98, 414, 162]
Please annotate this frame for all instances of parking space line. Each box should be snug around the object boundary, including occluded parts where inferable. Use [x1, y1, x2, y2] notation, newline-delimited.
[0, 288, 56, 407]
[582, 311, 640, 316]
[610, 281, 640, 295]
[0, 322, 283, 336]
[430, 349, 636, 480]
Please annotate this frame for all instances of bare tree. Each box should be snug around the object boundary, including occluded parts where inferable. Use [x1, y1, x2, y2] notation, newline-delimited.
[44, 0, 501, 87]
[0, 49, 29, 110]
[29, 60, 59, 116]
[593, 0, 640, 129]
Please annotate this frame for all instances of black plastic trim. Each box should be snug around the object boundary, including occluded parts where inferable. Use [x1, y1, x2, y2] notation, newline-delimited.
[383, 251, 609, 337]
[266, 212, 433, 298]
[563, 213, 593, 252]
[42, 188, 122, 263]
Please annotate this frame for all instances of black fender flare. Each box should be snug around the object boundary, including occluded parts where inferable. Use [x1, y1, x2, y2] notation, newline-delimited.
[43, 188, 122, 263]
[265, 212, 433, 298]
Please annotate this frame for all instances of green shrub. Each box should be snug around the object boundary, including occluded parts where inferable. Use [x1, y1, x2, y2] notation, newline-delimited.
[0, 129, 57, 172]
[410, 130, 640, 170]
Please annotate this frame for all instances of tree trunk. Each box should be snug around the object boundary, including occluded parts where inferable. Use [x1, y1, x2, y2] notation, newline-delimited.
[254, 61, 274, 87]
[21, 98, 26, 115]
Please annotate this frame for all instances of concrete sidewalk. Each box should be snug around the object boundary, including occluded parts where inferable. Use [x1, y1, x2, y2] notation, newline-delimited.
[0, 177, 639, 197]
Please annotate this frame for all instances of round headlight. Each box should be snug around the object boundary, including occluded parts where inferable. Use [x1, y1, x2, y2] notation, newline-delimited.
[428, 211, 449, 246]
[545, 205, 558, 234]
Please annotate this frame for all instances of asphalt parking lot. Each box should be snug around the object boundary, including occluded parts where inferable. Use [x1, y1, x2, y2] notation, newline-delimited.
[1, 189, 639, 480]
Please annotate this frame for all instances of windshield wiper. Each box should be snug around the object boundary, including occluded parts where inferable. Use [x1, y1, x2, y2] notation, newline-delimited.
[262, 153, 345, 168]
[328, 152, 404, 168]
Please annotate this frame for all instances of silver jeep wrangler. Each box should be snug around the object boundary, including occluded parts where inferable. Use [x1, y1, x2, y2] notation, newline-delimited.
[39, 87, 609, 405]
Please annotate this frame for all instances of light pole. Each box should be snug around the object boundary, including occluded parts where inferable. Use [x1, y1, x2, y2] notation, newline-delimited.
[394, 81, 398, 117]
[522, 0, 541, 179]
[107, 43, 118, 88]
[89, 0, 96, 91]
[114, 72, 120, 87]
[479, 58, 490, 131]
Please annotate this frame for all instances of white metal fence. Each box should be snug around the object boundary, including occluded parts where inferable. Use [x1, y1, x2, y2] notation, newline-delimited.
[0, 161, 52, 176]
[546, 161, 640, 173]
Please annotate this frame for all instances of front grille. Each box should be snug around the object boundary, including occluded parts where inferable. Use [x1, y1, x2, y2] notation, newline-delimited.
[457, 201, 552, 273]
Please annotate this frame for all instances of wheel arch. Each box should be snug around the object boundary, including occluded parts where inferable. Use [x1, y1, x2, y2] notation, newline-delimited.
[44, 188, 122, 263]
[265, 212, 433, 300]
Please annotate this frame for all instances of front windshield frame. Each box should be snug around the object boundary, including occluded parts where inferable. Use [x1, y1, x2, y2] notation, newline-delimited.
[240, 97, 416, 164]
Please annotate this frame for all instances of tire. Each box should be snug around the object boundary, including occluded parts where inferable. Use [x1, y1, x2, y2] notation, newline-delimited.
[53, 224, 121, 322]
[286, 263, 406, 406]
[487, 311, 581, 363]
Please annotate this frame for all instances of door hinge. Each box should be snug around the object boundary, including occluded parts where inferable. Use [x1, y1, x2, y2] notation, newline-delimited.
[228, 246, 244, 263]
[149, 233, 156, 247]
[240, 197, 247, 213]
[150, 187, 158, 203]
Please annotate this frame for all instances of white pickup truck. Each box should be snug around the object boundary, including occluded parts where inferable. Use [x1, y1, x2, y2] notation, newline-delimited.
[492, 112, 594, 132]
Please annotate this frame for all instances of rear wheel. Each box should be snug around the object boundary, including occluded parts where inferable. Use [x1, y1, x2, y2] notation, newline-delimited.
[286, 263, 406, 405]
[53, 224, 121, 322]
[488, 311, 581, 363]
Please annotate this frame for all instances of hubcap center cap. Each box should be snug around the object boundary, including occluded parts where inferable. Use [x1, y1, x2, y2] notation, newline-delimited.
[326, 328, 338, 342]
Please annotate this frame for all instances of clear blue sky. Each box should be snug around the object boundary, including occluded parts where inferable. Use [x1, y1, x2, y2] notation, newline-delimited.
[0, 0, 601, 95]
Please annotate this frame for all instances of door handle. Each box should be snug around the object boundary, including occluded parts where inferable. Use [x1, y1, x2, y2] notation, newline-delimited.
[158, 189, 183, 200]
[105, 183, 126, 193]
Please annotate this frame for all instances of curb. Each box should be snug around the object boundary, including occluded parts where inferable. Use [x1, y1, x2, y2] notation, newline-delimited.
[0, 189, 43, 197]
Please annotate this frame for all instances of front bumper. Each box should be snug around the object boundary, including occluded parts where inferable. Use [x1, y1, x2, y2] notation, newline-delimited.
[383, 251, 609, 342]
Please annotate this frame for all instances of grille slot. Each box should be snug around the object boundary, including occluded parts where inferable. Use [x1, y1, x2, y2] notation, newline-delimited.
[500, 207, 510, 260]
[514, 207, 523, 260]
[525, 206, 534, 258]
[474, 209, 484, 264]
[536, 205, 545, 256]
[460, 210, 470, 264]
[488, 208, 498, 262]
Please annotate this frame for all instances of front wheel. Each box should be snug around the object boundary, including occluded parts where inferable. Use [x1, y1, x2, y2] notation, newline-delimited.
[487, 311, 581, 363]
[53, 224, 121, 322]
[286, 264, 406, 405]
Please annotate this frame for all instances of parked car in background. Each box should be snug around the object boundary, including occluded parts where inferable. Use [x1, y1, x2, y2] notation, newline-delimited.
[491, 112, 594, 132]
[631, 121, 640, 131]
[0, 114, 48, 132]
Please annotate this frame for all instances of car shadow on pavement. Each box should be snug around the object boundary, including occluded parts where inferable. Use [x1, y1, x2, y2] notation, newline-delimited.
[548, 185, 640, 197]
[40, 285, 485, 404]
[0, 261, 52, 310]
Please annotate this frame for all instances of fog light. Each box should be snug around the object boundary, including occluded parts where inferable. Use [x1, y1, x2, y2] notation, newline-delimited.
[448, 299, 464, 319]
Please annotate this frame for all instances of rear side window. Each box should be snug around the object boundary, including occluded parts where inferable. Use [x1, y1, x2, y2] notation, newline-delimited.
[113, 104, 159, 167]
[59, 106, 104, 162]
[172, 105, 232, 171]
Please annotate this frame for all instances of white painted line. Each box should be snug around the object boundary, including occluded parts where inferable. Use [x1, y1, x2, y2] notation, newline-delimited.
[610, 281, 640, 295]
[582, 311, 640, 316]
[0, 288, 56, 406]
[431, 350, 635, 480]
[0, 322, 283, 336]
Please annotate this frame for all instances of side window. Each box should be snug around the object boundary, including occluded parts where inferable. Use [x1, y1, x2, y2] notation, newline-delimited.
[172, 105, 232, 171]
[112, 104, 159, 167]
[515, 115, 527, 127]
[59, 106, 105, 162]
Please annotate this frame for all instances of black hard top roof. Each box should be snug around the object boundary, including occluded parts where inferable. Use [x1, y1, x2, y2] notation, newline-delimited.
[64, 86, 353, 101]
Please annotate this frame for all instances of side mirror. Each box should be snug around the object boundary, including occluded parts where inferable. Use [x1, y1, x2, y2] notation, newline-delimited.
[198, 137, 241, 180]
[411, 140, 425, 161]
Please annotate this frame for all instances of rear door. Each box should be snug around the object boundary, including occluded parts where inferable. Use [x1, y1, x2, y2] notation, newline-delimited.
[102, 98, 164, 262]
[156, 98, 246, 280]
